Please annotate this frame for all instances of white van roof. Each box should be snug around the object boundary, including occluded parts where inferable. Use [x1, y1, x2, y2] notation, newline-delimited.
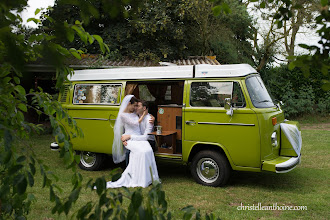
[68, 64, 257, 81]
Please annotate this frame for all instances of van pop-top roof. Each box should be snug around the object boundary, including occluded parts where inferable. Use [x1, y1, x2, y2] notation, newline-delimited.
[68, 64, 257, 81]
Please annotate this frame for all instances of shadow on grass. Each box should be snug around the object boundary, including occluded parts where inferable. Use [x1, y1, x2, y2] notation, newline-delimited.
[100, 156, 315, 192]
[229, 169, 313, 192]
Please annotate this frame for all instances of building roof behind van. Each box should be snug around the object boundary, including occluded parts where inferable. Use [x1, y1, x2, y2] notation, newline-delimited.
[69, 64, 257, 81]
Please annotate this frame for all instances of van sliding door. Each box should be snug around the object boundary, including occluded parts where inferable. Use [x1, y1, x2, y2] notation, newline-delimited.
[68, 83, 123, 154]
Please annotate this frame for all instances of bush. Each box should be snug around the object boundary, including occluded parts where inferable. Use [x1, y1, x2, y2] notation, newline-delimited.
[280, 84, 315, 117]
[261, 65, 329, 118]
[317, 91, 330, 116]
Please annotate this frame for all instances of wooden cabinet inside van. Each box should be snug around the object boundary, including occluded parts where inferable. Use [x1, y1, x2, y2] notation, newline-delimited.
[155, 105, 182, 154]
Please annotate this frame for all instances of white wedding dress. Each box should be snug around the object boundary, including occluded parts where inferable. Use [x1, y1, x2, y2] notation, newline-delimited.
[107, 113, 159, 188]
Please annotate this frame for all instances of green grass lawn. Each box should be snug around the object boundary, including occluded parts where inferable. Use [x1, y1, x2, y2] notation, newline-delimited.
[24, 126, 329, 219]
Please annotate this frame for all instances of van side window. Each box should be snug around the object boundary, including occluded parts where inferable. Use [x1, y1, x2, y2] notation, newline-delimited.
[232, 82, 246, 108]
[190, 82, 245, 108]
[73, 84, 121, 105]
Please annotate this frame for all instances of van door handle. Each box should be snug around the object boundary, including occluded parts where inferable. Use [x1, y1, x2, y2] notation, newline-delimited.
[185, 120, 196, 125]
[109, 114, 117, 128]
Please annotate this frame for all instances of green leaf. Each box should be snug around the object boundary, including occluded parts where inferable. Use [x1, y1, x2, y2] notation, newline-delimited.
[93, 35, 106, 53]
[298, 44, 310, 49]
[99, 193, 109, 206]
[27, 171, 34, 187]
[88, 34, 95, 44]
[57, 132, 65, 143]
[74, 155, 80, 164]
[3, 77, 11, 84]
[0, 69, 11, 77]
[212, 3, 231, 16]
[17, 176, 28, 194]
[288, 62, 296, 70]
[42, 174, 48, 188]
[321, 82, 330, 91]
[30, 156, 36, 165]
[70, 188, 80, 202]
[111, 172, 122, 182]
[66, 29, 75, 42]
[69, 48, 82, 60]
[50, 186, 56, 202]
[221, 3, 231, 14]
[15, 85, 26, 96]
[321, 64, 329, 76]
[35, 8, 41, 15]
[9, 165, 24, 174]
[4, 150, 12, 163]
[29, 163, 36, 176]
[16, 155, 26, 163]
[88, 4, 100, 19]
[132, 191, 143, 210]
[6, 12, 17, 21]
[321, 0, 327, 6]
[95, 178, 106, 195]
[14, 77, 20, 84]
[103, 209, 113, 219]
[64, 200, 72, 215]
[18, 103, 27, 112]
[93, 34, 103, 44]
[27, 18, 40, 24]
[104, 44, 110, 53]
[260, 2, 266, 8]
[212, 6, 222, 16]
[17, 111, 25, 122]
[72, 26, 88, 44]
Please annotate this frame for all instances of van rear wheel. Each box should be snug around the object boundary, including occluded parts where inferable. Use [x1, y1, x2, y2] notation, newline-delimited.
[191, 150, 230, 187]
[78, 151, 105, 171]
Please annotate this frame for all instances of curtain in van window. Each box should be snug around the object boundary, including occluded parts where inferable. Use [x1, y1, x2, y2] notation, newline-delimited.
[171, 84, 184, 104]
[147, 84, 167, 104]
[125, 83, 138, 96]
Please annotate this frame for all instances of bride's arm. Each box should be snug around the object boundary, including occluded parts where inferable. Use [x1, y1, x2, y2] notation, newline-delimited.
[130, 115, 153, 141]
[138, 110, 147, 123]
[120, 113, 139, 126]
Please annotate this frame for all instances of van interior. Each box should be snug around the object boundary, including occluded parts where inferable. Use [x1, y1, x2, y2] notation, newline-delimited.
[125, 81, 184, 156]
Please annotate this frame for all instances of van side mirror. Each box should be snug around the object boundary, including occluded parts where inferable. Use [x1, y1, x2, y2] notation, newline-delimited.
[224, 98, 233, 116]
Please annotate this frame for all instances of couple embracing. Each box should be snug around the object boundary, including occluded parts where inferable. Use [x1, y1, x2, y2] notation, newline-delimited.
[107, 95, 160, 188]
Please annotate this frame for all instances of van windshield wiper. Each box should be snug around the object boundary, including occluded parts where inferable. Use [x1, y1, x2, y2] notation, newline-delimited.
[256, 100, 272, 103]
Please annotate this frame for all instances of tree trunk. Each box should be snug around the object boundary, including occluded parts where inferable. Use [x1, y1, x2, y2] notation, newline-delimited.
[257, 53, 269, 72]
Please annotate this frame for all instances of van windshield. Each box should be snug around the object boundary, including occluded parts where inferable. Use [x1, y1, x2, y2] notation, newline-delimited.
[246, 75, 275, 108]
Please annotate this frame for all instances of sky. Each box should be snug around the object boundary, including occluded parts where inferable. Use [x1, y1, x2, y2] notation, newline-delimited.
[21, 0, 55, 28]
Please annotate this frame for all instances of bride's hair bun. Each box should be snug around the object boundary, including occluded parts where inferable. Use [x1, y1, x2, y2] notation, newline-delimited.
[129, 96, 138, 104]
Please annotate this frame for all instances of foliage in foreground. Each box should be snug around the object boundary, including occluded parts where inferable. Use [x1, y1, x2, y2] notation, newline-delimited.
[1, 0, 329, 219]
[1, 1, 219, 219]
[74, 179, 220, 220]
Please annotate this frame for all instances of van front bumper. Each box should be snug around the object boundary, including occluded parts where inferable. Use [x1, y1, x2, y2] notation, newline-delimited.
[262, 155, 301, 173]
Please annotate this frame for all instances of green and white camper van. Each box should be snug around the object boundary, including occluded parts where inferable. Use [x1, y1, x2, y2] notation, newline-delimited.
[54, 64, 302, 186]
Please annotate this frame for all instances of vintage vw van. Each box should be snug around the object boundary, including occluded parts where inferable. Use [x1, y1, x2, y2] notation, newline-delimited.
[55, 64, 302, 186]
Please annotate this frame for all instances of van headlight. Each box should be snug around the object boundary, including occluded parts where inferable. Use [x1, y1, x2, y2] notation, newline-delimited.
[271, 132, 278, 147]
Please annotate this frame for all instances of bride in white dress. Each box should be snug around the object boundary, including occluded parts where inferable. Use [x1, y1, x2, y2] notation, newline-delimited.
[108, 95, 159, 188]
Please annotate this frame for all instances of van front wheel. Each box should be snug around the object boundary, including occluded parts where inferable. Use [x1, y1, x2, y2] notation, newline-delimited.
[78, 151, 105, 171]
[191, 151, 230, 187]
